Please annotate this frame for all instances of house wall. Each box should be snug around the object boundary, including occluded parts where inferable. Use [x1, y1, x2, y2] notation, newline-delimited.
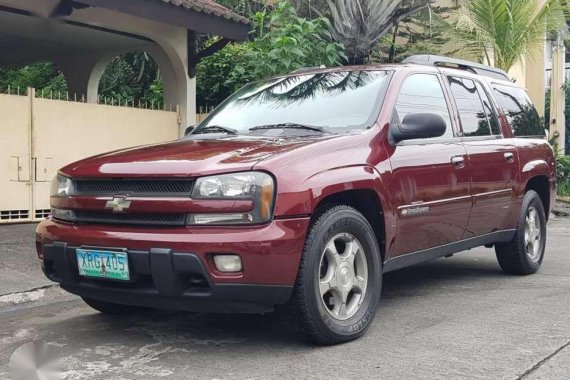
[0, 91, 179, 223]
[0, 0, 197, 135]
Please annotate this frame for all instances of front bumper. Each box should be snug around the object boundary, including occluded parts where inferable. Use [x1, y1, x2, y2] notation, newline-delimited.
[36, 217, 310, 313]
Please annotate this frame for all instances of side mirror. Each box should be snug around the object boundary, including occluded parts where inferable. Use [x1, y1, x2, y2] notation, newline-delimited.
[390, 113, 447, 143]
[184, 125, 196, 136]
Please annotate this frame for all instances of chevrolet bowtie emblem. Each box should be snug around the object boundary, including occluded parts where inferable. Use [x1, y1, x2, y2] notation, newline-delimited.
[105, 197, 132, 213]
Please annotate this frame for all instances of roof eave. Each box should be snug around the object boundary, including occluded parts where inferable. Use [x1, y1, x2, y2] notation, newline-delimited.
[76, 0, 251, 40]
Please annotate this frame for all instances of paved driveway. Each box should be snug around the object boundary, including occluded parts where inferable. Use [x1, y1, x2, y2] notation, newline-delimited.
[0, 218, 569, 379]
[0, 223, 52, 295]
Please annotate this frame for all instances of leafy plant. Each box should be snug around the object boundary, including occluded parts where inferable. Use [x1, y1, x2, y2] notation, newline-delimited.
[196, 41, 251, 108]
[0, 63, 67, 94]
[236, 1, 346, 79]
[197, 1, 346, 108]
[447, 0, 567, 72]
[98, 52, 163, 106]
[556, 154, 570, 196]
[324, 0, 433, 64]
[377, 1, 457, 63]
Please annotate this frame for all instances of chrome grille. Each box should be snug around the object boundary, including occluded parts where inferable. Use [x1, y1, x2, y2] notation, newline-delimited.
[74, 179, 194, 196]
[72, 211, 187, 226]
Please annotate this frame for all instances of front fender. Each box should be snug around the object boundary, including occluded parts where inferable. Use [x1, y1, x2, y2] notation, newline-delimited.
[272, 165, 397, 258]
[302, 165, 392, 217]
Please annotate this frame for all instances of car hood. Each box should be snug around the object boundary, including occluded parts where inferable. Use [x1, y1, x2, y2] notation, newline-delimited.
[61, 136, 336, 178]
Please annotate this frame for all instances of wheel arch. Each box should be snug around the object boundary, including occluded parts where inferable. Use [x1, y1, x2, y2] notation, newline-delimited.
[524, 175, 551, 220]
[304, 166, 393, 263]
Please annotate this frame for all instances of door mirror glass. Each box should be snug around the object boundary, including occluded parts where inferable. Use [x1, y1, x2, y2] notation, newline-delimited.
[390, 113, 447, 143]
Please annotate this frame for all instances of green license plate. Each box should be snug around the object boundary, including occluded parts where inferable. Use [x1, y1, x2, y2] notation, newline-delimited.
[76, 249, 130, 281]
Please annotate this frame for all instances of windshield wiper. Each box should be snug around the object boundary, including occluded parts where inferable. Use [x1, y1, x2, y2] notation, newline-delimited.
[249, 123, 330, 134]
[196, 125, 239, 135]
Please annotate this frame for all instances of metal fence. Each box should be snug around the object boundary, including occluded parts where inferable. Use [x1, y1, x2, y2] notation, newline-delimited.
[0, 86, 176, 111]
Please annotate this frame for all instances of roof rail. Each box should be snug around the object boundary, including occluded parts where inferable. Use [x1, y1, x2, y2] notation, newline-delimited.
[290, 65, 327, 74]
[402, 55, 510, 81]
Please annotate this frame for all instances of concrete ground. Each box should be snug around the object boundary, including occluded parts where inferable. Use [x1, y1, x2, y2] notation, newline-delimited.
[0, 223, 52, 295]
[0, 218, 569, 379]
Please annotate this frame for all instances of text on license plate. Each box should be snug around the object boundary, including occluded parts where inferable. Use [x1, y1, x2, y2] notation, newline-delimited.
[76, 249, 130, 281]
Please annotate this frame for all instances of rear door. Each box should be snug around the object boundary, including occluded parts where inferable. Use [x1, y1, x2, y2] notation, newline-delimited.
[385, 73, 471, 257]
[445, 76, 519, 237]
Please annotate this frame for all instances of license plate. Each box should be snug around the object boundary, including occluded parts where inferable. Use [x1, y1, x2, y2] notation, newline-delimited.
[76, 249, 130, 281]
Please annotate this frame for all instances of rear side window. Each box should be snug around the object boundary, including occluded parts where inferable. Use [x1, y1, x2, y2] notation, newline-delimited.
[475, 82, 501, 135]
[494, 85, 544, 137]
[394, 74, 454, 138]
[448, 77, 496, 137]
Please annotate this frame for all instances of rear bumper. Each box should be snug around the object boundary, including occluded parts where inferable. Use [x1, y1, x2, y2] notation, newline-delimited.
[37, 217, 310, 313]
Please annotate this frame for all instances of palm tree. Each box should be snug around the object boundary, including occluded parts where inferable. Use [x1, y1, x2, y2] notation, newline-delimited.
[449, 0, 567, 72]
[325, 0, 434, 64]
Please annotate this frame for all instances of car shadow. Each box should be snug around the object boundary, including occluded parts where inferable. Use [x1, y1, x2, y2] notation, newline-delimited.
[46, 254, 507, 351]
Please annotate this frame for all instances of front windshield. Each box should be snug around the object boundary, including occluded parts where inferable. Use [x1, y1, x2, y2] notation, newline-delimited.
[194, 70, 391, 135]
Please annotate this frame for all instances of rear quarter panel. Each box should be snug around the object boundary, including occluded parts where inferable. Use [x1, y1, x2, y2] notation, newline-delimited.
[514, 138, 556, 216]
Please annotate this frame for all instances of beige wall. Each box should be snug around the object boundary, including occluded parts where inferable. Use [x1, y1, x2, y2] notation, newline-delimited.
[0, 91, 180, 223]
[0, 94, 32, 221]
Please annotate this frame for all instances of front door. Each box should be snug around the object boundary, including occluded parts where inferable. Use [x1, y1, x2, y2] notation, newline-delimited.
[385, 73, 472, 257]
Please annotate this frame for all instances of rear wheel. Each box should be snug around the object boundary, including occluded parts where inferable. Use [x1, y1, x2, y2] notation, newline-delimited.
[495, 190, 547, 275]
[288, 205, 382, 345]
[82, 297, 147, 315]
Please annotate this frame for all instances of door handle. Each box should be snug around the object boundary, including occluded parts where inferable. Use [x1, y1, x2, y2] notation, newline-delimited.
[504, 152, 515, 163]
[451, 156, 465, 168]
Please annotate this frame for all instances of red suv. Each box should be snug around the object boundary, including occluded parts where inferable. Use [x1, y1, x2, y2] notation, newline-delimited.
[36, 55, 556, 345]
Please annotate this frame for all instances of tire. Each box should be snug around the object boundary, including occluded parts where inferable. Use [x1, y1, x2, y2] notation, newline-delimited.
[288, 205, 382, 345]
[495, 190, 547, 275]
[82, 297, 146, 315]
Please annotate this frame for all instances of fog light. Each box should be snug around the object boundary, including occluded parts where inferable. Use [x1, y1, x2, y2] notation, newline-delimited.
[213, 255, 242, 273]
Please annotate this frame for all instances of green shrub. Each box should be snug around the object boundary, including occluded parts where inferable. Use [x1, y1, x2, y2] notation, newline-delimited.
[196, 42, 251, 109]
[196, 1, 346, 108]
[557, 155, 570, 196]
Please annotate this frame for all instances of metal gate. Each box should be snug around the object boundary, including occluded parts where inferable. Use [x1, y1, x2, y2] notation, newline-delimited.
[0, 91, 33, 222]
[0, 88, 180, 224]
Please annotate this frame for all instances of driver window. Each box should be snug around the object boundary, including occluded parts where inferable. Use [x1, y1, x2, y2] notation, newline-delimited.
[394, 74, 454, 138]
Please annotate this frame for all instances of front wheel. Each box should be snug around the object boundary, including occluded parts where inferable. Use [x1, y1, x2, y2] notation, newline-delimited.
[495, 190, 547, 275]
[288, 205, 382, 345]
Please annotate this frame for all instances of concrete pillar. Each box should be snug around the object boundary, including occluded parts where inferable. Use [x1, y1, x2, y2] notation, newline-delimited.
[146, 44, 196, 136]
[68, 7, 197, 136]
[56, 53, 114, 103]
[550, 35, 566, 155]
[525, 40, 546, 117]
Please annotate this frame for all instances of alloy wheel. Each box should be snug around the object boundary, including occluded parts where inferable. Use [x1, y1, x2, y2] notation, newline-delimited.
[318, 233, 368, 321]
[524, 206, 542, 263]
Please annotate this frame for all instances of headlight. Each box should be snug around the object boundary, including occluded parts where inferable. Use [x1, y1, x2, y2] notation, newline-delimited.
[50, 174, 74, 197]
[188, 172, 275, 225]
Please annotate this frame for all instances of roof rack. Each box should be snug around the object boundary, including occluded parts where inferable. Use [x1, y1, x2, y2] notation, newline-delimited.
[290, 65, 327, 74]
[402, 55, 510, 81]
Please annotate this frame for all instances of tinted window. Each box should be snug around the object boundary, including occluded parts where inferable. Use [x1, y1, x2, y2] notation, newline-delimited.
[448, 77, 492, 137]
[475, 82, 501, 135]
[394, 74, 453, 138]
[494, 85, 545, 137]
[196, 70, 390, 134]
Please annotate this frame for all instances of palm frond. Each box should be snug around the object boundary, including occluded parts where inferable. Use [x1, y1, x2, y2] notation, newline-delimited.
[448, 0, 567, 71]
[324, 0, 433, 63]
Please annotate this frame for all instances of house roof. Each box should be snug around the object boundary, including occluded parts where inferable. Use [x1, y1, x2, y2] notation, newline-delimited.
[160, 0, 249, 24]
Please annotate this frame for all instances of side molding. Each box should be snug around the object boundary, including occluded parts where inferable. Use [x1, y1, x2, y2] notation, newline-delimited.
[383, 230, 516, 273]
